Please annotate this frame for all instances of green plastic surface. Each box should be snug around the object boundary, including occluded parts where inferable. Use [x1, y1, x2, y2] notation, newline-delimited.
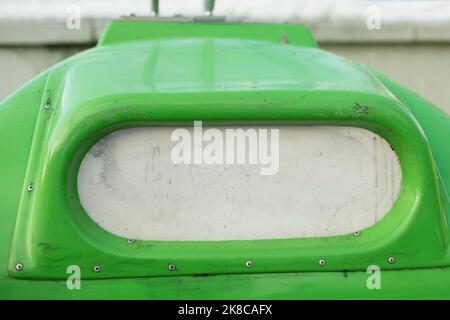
[0, 20, 449, 299]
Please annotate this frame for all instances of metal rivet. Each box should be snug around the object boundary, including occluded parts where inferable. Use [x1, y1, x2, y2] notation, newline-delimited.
[127, 239, 135, 244]
[353, 231, 361, 236]
[93, 265, 101, 273]
[44, 102, 51, 109]
[15, 263, 24, 271]
[319, 259, 326, 266]
[27, 184, 34, 192]
[168, 263, 176, 271]
[245, 260, 253, 268]
[388, 256, 396, 264]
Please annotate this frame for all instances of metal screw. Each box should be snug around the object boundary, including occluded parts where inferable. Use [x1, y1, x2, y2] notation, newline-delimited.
[388, 256, 396, 264]
[15, 263, 24, 271]
[245, 260, 253, 268]
[319, 259, 326, 266]
[353, 231, 361, 236]
[127, 239, 135, 244]
[168, 263, 176, 271]
[27, 184, 34, 192]
[93, 265, 101, 273]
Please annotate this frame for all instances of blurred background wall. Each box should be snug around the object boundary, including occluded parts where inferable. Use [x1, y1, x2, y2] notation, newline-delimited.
[1, 0, 450, 115]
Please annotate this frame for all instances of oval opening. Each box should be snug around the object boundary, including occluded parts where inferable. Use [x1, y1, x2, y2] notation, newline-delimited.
[77, 125, 401, 241]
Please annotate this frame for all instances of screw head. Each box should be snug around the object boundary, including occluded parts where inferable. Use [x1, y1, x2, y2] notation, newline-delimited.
[388, 256, 396, 264]
[168, 263, 176, 271]
[127, 239, 135, 244]
[319, 259, 326, 266]
[15, 263, 24, 271]
[353, 231, 361, 236]
[27, 184, 34, 192]
[93, 265, 101, 273]
[245, 260, 253, 268]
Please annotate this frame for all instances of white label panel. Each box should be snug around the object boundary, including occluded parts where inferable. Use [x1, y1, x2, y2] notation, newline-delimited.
[77, 126, 402, 241]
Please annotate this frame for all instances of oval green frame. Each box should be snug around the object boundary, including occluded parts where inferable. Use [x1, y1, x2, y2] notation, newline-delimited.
[8, 89, 447, 280]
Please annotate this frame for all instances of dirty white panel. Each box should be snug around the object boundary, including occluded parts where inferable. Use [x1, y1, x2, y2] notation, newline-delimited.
[77, 126, 402, 241]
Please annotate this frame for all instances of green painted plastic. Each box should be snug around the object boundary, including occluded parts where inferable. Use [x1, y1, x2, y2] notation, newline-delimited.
[0, 20, 449, 299]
